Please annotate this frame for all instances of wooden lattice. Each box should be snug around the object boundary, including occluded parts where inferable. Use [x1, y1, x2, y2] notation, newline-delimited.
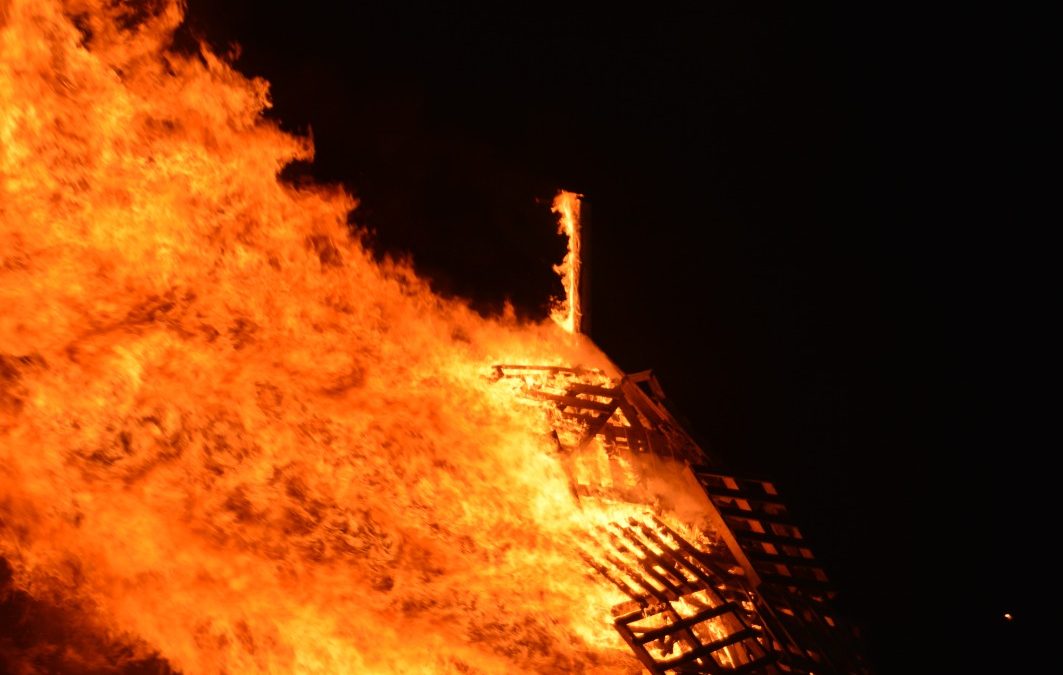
[694, 472, 872, 674]
[580, 515, 777, 674]
[494, 365, 872, 674]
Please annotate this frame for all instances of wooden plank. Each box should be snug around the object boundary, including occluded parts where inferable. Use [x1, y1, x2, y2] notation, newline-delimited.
[578, 548, 647, 603]
[625, 370, 669, 401]
[632, 602, 740, 645]
[576, 402, 620, 449]
[493, 364, 597, 375]
[731, 528, 805, 545]
[607, 424, 649, 454]
[606, 531, 687, 598]
[711, 500, 792, 524]
[621, 424, 651, 454]
[759, 599, 852, 674]
[633, 522, 726, 590]
[695, 483, 790, 507]
[601, 551, 677, 604]
[617, 605, 708, 673]
[626, 369, 654, 382]
[725, 519, 805, 543]
[560, 411, 605, 428]
[671, 467, 763, 587]
[566, 382, 621, 397]
[620, 377, 670, 427]
[626, 520, 773, 672]
[696, 470, 779, 493]
[743, 549, 823, 569]
[716, 506, 801, 528]
[659, 628, 755, 669]
[613, 622, 666, 675]
[526, 388, 616, 412]
[645, 374, 668, 401]
[616, 398, 653, 454]
[756, 572, 833, 590]
[611, 525, 701, 596]
[641, 517, 745, 587]
[616, 398, 647, 431]
[614, 601, 669, 625]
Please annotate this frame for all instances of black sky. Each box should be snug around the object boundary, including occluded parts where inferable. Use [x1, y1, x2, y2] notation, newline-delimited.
[181, 3, 1048, 672]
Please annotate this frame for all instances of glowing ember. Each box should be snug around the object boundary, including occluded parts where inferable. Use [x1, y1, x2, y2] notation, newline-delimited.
[550, 190, 583, 334]
[0, 2, 636, 672]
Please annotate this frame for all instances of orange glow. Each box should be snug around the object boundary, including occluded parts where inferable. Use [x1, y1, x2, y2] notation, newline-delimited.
[551, 190, 583, 334]
[0, 2, 723, 673]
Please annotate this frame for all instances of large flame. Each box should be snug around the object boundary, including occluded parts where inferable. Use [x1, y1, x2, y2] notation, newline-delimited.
[0, 2, 641, 672]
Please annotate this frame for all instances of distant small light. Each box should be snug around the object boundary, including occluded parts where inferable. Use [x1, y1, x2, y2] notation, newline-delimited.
[1004, 612, 1014, 621]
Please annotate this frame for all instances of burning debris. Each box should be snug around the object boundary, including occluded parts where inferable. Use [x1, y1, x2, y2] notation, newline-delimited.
[0, 1, 868, 673]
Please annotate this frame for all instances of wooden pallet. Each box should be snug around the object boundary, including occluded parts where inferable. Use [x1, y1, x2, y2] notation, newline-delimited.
[493, 365, 707, 465]
[693, 472, 831, 593]
[694, 471, 872, 674]
[494, 365, 872, 674]
[581, 515, 777, 674]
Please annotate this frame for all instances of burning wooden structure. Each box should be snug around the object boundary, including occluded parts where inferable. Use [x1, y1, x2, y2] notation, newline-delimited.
[0, 4, 874, 672]
[494, 365, 871, 674]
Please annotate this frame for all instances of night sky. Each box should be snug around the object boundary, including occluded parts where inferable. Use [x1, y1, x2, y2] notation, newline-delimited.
[177, 3, 1046, 672]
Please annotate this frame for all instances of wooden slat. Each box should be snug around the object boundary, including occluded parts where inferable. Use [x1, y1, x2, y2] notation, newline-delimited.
[578, 549, 647, 604]
[611, 526, 700, 596]
[716, 506, 801, 528]
[566, 382, 621, 397]
[628, 523, 727, 593]
[560, 411, 606, 429]
[659, 628, 755, 669]
[526, 388, 616, 412]
[608, 423, 651, 454]
[601, 551, 677, 604]
[577, 403, 620, 449]
[713, 502, 792, 524]
[614, 601, 669, 625]
[696, 471, 779, 494]
[613, 623, 667, 675]
[743, 549, 823, 569]
[756, 572, 833, 590]
[640, 518, 743, 588]
[493, 364, 597, 374]
[620, 377, 670, 427]
[696, 483, 789, 507]
[732, 528, 805, 545]
[606, 531, 688, 598]
[625, 370, 669, 401]
[616, 398, 653, 455]
[632, 602, 740, 645]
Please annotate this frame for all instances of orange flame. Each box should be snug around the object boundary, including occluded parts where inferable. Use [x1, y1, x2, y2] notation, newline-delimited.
[0, 2, 641, 672]
[550, 190, 582, 334]
[0, 3, 723, 673]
